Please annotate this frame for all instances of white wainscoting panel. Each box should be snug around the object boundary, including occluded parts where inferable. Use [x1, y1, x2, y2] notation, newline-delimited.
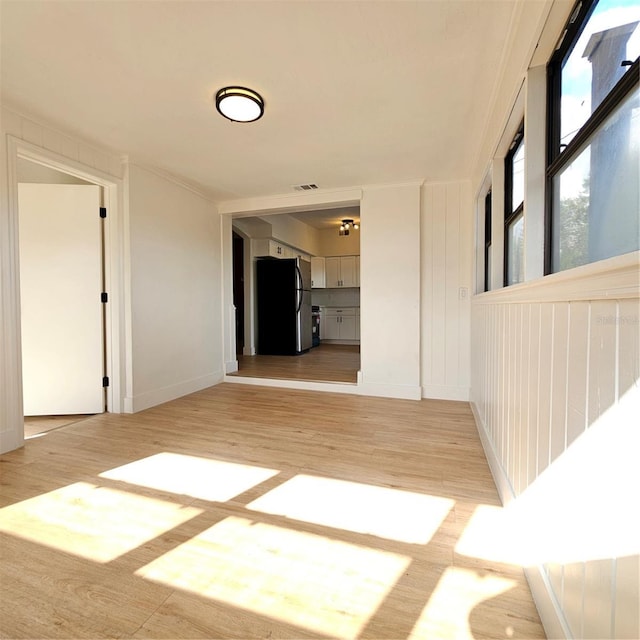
[470, 253, 639, 639]
[421, 181, 472, 400]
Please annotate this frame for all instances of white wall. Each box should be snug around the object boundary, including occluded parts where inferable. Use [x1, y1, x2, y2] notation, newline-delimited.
[470, 255, 639, 639]
[359, 183, 421, 399]
[317, 226, 360, 256]
[421, 181, 472, 400]
[126, 164, 223, 411]
[267, 214, 320, 256]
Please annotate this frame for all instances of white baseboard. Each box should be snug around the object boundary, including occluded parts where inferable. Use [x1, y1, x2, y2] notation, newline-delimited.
[356, 381, 422, 400]
[224, 375, 358, 396]
[469, 401, 571, 639]
[524, 564, 573, 639]
[223, 375, 421, 401]
[124, 371, 224, 413]
[422, 384, 470, 401]
[225, 359, 239, 374]
[469, 402, 516, 505]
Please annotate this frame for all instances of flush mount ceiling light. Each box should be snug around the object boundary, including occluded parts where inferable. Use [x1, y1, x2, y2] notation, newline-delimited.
[339, 219, 359, 236]
[215, 86, 264, 122]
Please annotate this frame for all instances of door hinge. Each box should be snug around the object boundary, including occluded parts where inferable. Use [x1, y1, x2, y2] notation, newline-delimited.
[102, 376, 109, 388]
[99, 207, 107, 218]
[101, 292, 108, 303]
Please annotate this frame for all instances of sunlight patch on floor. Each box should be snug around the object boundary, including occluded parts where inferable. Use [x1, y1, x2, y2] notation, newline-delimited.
[246, 474, 454, 544]
[100, 452, 279, 502]
[408, 566, 516, 640]
[0, 482, 202, 562]
[135, 515, 411, 639]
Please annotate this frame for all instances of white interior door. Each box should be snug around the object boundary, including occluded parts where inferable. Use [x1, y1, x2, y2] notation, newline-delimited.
[18, 183, 104, 416]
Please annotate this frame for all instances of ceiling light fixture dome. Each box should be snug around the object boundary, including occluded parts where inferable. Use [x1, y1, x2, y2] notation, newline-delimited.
[215, 86, 264, 122]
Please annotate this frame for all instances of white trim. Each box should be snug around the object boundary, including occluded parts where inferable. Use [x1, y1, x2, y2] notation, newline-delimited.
[474, 168, 493, 295]
[422, 384, 470, 402]
[1, 134, 25, 453]
[524, 64, 547, 282]
[362, 179, 425, 191]
[224, 375, 421, 401]
[524, 564, 573, 640]
[356, 382, 422, 401]
[474, 251, 640, 304]
[470, 401, 571, 640]
[7, 135, 128, 421]
[470, 401, 516, 504]
[125, 371, 223, 413]
[219, 187, 362, 216]
[224, 375, 359, 395]
[126, 158, 219, 203]
[225, 360, 239, 374]
[1, 103, 123, 177]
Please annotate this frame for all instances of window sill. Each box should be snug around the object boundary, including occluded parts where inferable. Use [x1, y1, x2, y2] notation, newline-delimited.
[474, 251, 639, 304]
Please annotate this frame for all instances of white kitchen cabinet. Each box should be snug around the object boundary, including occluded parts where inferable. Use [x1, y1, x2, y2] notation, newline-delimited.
[341, 256, 357, 287]
[311, 257, 326, 288]
[356, 255, 360, 287]
[324, 257, 340, 288]
[325, 255, 358, 288]
[253, 239, 287, 258]
[321, 307, 359, 342]
[322, 313, 341, 340]
[253, 239, 310, 261]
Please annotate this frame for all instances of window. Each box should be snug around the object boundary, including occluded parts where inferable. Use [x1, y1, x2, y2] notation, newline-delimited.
[484, 189, 492, 291]
[547, 0, 639, 273]
[505, 124, 525, 286]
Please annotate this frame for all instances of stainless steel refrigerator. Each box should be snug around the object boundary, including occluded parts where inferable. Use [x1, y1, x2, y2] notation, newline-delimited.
[256, 257, 312, 355]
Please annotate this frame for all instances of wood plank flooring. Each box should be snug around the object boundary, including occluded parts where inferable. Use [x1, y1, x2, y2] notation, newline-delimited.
[0, 383, 545, 639]
[231, 343, 360, 383]
[24, 415, 92, 439]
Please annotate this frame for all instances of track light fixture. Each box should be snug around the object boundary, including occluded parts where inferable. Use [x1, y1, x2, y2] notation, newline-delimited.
[339, 219, 359, 236]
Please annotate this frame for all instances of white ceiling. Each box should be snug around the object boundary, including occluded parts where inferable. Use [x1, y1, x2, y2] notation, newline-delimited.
[1, 1, 523, 202]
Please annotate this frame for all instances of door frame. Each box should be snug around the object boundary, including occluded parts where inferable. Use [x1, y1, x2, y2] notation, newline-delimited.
[6, 136, 125, 439]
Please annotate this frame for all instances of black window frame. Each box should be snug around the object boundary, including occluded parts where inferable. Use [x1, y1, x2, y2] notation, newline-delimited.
[484, 188, 492, 292]
[504, 122, 525, 286]
[545, 0, 640, 274]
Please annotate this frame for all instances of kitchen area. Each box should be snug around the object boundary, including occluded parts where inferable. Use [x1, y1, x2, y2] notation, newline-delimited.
[230, 208, 360, 384]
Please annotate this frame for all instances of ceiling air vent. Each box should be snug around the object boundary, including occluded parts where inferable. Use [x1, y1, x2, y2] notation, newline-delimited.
[292, 183, 319, 191]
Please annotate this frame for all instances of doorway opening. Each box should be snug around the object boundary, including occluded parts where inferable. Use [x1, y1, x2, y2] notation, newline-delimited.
[17, 159, 107, 436]
[229, 207, 361, 385]
[232, 231, 245, 355]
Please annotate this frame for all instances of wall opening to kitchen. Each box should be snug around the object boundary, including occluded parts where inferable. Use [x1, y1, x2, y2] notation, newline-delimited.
[230, 207, 360, 384]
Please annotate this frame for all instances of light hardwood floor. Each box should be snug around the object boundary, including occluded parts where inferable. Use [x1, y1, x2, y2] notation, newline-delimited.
[231, 343, 360, 383]
[0, 383, 545, 639]
[24, 415, 92, 439]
